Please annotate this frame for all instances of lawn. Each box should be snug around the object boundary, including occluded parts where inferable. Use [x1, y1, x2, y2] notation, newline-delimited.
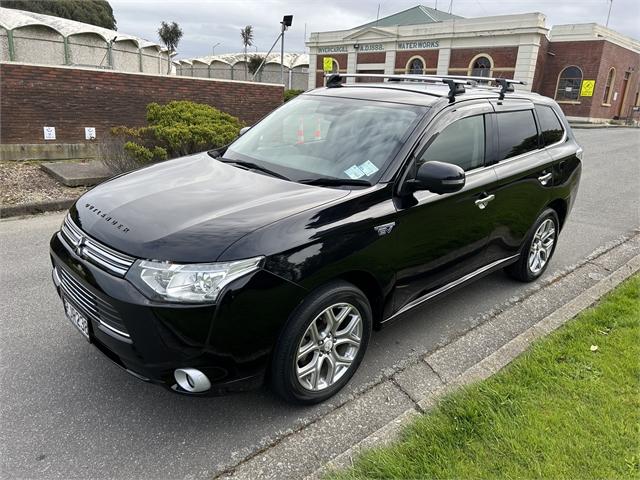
[332, 275, 640, 480]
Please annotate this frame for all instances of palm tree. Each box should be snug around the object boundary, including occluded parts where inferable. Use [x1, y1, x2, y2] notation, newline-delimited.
[240, 25, 254, 79]
[158, 21, 183, 74]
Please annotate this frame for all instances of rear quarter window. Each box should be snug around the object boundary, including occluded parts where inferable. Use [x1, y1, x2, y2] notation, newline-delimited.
[496, 110, 539, 160]
[535, 105, 565, 146]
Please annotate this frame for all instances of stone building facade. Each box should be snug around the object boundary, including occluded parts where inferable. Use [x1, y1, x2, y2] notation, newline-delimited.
[307, 6, 640, 122]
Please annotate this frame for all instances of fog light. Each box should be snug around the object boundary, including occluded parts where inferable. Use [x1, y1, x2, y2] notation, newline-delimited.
[174, 368, 211, 393]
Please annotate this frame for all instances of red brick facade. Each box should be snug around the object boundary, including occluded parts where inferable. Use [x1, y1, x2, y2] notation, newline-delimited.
[395, 50, 439, 71]
[316, 53, 348, 86]
[540, 40, 640, 120]
[0, 63, 284, 144]
[449, 47, 518, 72]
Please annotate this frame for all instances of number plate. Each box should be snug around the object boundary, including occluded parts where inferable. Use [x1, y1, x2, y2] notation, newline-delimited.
[63, 298, 90, 342]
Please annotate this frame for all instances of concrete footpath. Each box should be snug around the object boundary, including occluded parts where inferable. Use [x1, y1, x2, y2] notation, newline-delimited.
[216, 231, 640, 480]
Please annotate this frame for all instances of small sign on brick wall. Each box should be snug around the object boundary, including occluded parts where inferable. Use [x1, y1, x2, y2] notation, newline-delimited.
[85, 127, 96, 140]
[43, 126, 56, 140]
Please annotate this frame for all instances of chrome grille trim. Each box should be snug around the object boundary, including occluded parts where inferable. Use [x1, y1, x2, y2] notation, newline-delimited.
[57, 266, 130, 339]
[59, 215, 135, 277]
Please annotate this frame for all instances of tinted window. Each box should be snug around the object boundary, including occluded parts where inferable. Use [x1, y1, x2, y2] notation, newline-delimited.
[419, 115, 485, 171]
[496, 110, 539, 160]
[536, 105, 564, 146]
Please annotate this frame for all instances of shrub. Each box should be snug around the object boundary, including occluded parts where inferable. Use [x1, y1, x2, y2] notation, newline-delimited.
[112, 100, 243, 164]
[284, 89, 304, 102]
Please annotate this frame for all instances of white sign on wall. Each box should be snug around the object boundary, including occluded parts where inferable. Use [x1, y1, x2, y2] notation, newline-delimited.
[43, 126, 56, 140]
[85, 127, 96, 140]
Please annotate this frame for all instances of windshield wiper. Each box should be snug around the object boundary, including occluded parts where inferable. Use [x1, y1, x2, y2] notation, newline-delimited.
[218, 158, 290, 181]
[299, 177, 372, 187]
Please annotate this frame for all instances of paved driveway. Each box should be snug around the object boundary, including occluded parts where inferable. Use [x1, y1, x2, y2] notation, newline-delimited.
[1, 128, 639, 479]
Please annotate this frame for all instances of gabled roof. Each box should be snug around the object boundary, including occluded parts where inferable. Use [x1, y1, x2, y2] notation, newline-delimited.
[356, 5, 462, 28]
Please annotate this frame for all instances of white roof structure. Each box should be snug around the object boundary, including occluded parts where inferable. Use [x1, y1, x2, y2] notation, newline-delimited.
[0, 7, 166, 51]
[177, 52, 309, 68]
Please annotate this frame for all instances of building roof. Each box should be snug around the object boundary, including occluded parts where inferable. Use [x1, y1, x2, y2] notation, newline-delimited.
[0, 7, 166, 51]
[177, 52, 309, 69]
[356, 5, 462, 28]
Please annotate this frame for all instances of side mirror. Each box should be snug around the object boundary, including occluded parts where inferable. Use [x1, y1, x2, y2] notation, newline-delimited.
[239, 126, 251, 136]
[409, 161, 465, 195]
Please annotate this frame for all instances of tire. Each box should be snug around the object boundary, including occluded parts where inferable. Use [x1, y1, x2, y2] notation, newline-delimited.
[505, 208, 560, 282]
[270, 280, 372, 404]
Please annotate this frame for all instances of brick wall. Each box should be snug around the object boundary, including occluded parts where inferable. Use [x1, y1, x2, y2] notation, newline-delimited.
[539, 40, 605, 118]
[315, 53, 348, 87]
[395, 50, 439, 71]
[531, 35, 550, 93]
[592, 41, 640, 119]
[0, 63, 284, 144]
[356, 52, 386, 64]
[449, 47, 518, 71]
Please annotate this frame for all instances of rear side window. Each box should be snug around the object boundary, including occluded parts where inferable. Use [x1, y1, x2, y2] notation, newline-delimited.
[535, 105, 564, 146]
[496, 110, 539, 160]
[419, 115, 485, 171]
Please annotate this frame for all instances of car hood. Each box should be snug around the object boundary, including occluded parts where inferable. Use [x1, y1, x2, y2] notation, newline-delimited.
[71, 153, 350, 262]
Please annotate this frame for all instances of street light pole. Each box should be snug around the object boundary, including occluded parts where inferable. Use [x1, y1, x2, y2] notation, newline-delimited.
[280, 15, 293, 85]
[212, 42, 220, 56]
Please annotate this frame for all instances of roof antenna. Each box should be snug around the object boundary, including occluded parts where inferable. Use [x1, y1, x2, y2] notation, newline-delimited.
[448, 0, 453, 14]
[376, 4, 381, 26]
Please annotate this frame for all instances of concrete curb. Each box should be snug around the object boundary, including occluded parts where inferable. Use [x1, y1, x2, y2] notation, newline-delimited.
[1, 199, 74, 219]
[215, 233, 640, 480]
[311, 252, 640, 479]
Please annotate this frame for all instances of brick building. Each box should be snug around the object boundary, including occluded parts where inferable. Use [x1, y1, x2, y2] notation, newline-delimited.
[307, 5, 640, 122]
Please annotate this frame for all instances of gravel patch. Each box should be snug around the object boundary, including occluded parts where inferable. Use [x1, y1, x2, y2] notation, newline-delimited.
[0, 162, 87, 206]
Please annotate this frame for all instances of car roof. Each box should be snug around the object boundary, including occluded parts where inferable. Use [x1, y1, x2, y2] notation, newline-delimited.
[305, 81, 551, 108]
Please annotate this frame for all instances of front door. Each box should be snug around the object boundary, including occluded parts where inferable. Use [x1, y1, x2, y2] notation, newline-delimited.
[391, 101, 497, 314]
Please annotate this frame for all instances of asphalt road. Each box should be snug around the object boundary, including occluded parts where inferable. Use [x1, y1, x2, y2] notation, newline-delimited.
[1, 128, 639, 480]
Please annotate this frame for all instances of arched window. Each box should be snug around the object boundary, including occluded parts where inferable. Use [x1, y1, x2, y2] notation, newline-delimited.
[406, 56, 425, 74]
[555, 66, 583, 102]
[602, 67, 616, 105]
[469, 55, 492, 77]
[330, 58, 339, 74]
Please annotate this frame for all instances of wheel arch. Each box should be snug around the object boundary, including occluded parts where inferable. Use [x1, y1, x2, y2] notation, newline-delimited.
[547, 198, 568, 230]
[336, 270, 386, 328]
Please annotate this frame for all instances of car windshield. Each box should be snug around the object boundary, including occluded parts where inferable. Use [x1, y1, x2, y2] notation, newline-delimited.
[224, 95, 426, 184]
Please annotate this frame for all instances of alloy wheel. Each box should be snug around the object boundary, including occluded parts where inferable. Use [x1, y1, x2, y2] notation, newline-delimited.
[528, 218, 556, 274]
[295, 302, 363, 391]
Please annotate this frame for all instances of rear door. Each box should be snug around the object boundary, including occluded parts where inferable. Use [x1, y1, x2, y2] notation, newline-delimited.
[391, 101, 497, 313]
[483, 100, 554, 263]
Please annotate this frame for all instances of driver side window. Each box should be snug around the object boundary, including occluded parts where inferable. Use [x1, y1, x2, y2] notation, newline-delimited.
[418, 115, 486, 171]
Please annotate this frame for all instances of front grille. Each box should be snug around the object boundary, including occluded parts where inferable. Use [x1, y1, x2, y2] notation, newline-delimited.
[59, 215, 135, 278]
[57, 265, 130, 339]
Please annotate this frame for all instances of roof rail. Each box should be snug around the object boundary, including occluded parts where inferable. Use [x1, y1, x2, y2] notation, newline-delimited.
[324, 73, 526, 101]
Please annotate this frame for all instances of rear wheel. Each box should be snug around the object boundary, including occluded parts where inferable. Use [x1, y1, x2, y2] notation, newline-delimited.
[270, 281, 372, 404]
[505, 208, 559, 282]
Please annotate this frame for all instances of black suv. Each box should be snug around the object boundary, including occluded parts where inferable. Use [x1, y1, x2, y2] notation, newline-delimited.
[50, 74, 582, 404]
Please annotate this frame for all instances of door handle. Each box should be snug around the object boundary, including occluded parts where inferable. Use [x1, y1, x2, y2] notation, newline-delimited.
[475, 194, 495, 210]
[538, 172, 552, 185]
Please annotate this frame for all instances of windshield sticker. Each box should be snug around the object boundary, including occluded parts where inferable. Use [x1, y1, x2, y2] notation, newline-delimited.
[344, 165, 366, 179]
[358, 160, 379, 176]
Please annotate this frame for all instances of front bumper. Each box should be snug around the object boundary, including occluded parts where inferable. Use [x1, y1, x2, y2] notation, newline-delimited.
[50, 233, 308, 395]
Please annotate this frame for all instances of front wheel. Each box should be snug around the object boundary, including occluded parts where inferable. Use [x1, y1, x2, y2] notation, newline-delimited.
[270, 281, 372, 404]
[505, 208, 559, 282]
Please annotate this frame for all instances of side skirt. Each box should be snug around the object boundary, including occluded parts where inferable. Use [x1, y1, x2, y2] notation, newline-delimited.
[380, 254, 520, 326]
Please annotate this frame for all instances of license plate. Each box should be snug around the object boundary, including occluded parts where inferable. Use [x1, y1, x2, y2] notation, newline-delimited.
[63, 298, 90, 342]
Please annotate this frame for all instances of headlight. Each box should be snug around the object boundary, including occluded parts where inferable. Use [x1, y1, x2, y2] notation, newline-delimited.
[126, 256, 264, 303]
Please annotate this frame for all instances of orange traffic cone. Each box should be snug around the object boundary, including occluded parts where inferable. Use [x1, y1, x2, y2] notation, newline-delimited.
[314, 117, 321, 140]
[296, 118, 305, 144]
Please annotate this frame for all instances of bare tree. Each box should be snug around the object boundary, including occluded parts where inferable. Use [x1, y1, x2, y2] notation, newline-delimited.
[240, 25, 254, 79]
[158, 21, 183, 74]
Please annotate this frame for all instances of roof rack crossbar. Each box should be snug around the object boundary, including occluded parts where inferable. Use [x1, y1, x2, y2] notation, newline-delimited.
[324, 73, 526, 101]
[324, 73, 468, 101]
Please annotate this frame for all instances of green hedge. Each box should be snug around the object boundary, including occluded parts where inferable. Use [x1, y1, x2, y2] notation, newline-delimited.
[112, 100, 243, 164]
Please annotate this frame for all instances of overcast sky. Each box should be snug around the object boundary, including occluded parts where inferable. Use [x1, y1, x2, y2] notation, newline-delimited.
[109, 0, 640, 59]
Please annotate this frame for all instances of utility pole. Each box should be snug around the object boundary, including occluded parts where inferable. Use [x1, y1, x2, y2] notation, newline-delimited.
[606, 0, 613, 27]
